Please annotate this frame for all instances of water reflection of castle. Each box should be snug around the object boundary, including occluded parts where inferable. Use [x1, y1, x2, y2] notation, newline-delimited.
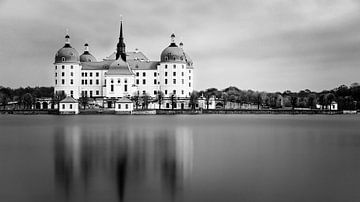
[54, 125, 193, 202]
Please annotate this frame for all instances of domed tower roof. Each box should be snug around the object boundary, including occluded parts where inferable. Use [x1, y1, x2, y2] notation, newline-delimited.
[55, 33, 80, 64]
[160, 33, 186, 63]
[80, 43, 97, 62]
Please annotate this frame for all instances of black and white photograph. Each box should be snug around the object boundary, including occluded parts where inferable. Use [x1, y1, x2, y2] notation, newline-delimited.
[1, 0, 360, 201]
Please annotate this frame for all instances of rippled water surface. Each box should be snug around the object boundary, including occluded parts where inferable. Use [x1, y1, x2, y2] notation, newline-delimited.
[1, 115, 360, 202]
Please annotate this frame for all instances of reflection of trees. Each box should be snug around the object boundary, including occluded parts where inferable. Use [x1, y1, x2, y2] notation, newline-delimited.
[54, 126, 193, 202]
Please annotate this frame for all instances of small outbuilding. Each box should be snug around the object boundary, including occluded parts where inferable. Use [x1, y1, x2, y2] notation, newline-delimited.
[115, 97, 134, 114]
[59, 96, 79, 114]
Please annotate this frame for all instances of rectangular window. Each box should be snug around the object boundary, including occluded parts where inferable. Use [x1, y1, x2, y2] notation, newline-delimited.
[90, 72, 92, 77]
[143, 72, 146, 77]
[189, 76, 191, 80]
[154, 79, 157, 85]
[70, 79, 73, 85]
[125, 104, 128, 109]
[70, 72, 73, 76]
[143, 79, 146, 85]
[136, 79, 139, 85]
[165, 79, 168, 84]
[70, 90, 73, 96]
[55, 80, 57, 85]
[173, 64, 176, 69]
[173, 72, 176, 76]
[111, 85, 114, 92]
[96, 79, 99, 85]
[85, 80, 87, 85]
[182, 65, 184, 69]
[96, 72, 99, 77]
[136, 72, 139, 77]
[189, 70, 191, 73]
[154, 72, 157, 77]
[124, 85, 128, 92]
[96, 90, 99, 95]
[165, 90, 167, 95]
[182, 72, 184, 76]
[165, 65, 168, 69]
[62, 79, 65, 85]
[165, 72, 168, 76]
[182, 90, 184, 95]
[154, 90, 157, 95]
[62, 72, 65, 76]
[90, 80, 92, 85]
[173, 79, 176, 84]
[62, 104, 65, 109]
[55, 66, 57, 70]
[85, 72, 88, 77]
[82, 72, 84, 77]
[189, 82, 191, 87]
[62, 65, 64, 69]
[81, 80, 84, 85]
[90, 91, 93, 97]
[55, 72, 57, 77]
[173, 90, 176, 94]
[182, 79, 184, 84]
[119, 104, 121, 109]
[70, 104, 72, 109]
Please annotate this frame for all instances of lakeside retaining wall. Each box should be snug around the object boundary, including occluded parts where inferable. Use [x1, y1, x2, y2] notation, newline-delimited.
[0, 109, 353, 115]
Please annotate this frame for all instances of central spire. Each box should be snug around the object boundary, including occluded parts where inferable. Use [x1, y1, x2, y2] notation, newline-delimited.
[116, 16, 126, 61]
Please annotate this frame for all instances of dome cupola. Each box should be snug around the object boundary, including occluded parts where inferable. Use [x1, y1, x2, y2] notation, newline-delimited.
[55, 31, 80, 64]
[80, 43, 97, 62]
[160, 33, 186, 63]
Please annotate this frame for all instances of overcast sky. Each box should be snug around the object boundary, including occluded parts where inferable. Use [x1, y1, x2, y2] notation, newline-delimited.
[1, 0, 360, 92]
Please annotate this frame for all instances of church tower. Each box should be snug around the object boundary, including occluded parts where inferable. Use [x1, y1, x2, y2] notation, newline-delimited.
[116, 18, 126, 61]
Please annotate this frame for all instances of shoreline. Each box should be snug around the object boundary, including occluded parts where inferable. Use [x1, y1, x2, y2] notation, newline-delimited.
[0, 109, 357, 115]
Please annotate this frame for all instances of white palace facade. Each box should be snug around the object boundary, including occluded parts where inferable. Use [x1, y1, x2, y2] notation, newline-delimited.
[54, 20, 194, 109]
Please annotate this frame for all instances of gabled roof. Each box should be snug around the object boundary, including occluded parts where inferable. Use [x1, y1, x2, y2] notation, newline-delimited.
[105, 51, 149, 61]
[116, 97, 133, 103]
[60, 96, 78, 103]
[128, 60, 159, 70]
[81, 60, 113, 70]
[105, 58, 134, 76]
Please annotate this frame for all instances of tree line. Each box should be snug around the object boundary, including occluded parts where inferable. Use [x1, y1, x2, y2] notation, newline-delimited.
[1, 83, 360, 110]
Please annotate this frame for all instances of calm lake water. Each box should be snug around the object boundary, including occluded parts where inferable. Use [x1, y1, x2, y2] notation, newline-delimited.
[0, 115, 360, 202]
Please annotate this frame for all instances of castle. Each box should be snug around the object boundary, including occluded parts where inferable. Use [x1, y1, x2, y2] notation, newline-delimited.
[54, 19, 194, 109]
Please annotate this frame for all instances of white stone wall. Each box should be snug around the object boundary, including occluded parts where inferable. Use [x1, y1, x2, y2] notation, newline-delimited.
[79, 70, 106, 97]
[158, 62, 193, 98]
[104, 75, 136, 98]
[133, 70, 159, 97]
[59, 102, 79, 114]
[115, 102, 134, 112]
[54, 63, 81, 99]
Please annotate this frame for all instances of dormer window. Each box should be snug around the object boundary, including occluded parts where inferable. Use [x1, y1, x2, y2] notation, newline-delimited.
[165, 56, 168, 61]
[62, 57, 65, 62]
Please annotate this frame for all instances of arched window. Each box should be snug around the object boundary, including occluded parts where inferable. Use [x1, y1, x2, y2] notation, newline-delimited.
[111, 79, 114, 83]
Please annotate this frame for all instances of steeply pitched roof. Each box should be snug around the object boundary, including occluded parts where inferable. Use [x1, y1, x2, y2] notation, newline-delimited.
[60, 96, 78, 103]
[106, 58, 134, 76]
[81, 60, 113, 70]
[105, 51, 149, 61]
[128, 60, 159, 70]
